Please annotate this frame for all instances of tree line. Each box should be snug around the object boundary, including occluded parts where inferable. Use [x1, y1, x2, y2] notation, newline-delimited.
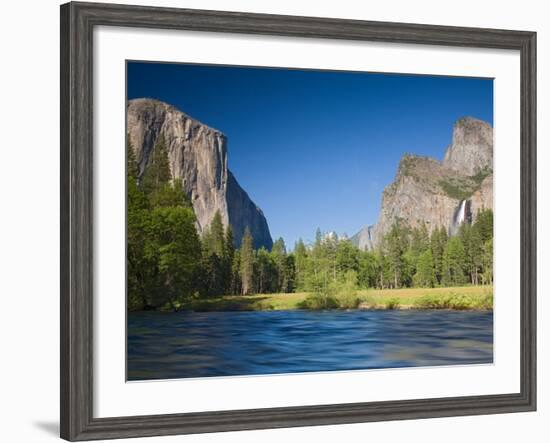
[127, 136, 493, 311]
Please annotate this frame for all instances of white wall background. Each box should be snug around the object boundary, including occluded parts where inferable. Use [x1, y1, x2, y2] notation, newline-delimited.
[0, 0, 547, 442]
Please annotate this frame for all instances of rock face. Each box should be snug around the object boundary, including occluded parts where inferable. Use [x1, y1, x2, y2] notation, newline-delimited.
[443, 117, 493, 175]
[226, 171, 273, 250]
[350, 224, 376, 251]
[127, 98, 273, 249]
[351, 117, 493, 250]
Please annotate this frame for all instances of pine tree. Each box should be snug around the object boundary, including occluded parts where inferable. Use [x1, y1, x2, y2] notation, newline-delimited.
[482, 238, 493, 285]
[225, 224, 235, 259]
[224, 224, 235, 294]
[146, 206, 201, 309]
[149, 179, 191, 208]
[271, 237, 288, 292]
[256, 247, 276, 293]
[308, 229, 323, 291]
[127, 135, 138, 180]
[127, 192, 149, 310]
[203, 253, 225, 296]
[442, 236, 467, 286]
[239, 227, 255, 295]
[413, 249, 436, 287]
[200, 211, 227, 296]
[376, 250, 392, 289]
[460, 223, 483, 285]
[293, 239, 308, 291]
[141, 134, 171, 197]
[285, 254, 296, 293]
[410, 223, 430, 260]
[474, 208, 494, 243]
[384, 221, 408, 288]
[324, 234, 338, 283]
[209, 211, 226, 257]
[230, 249, 242, 295]
[315, 228, 322, 246]
[336, 240, 359, 277]
[127, 135, 149, 310]
[431, 226, 448, 285]
[357, 250, 378, 289]
[308, 228, 333, 294]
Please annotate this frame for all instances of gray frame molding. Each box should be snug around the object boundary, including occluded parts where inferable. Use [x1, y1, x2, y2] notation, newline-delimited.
[60, 2, 536, 441]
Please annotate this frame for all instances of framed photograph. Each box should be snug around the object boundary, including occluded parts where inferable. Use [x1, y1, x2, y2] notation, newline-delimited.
[60, 1, 536, 440]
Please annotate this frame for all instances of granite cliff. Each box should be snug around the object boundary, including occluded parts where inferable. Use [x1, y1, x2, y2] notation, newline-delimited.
[127, 98, 273, 250]
[443, 116, 493, 175]
[352, 117, 493, 250]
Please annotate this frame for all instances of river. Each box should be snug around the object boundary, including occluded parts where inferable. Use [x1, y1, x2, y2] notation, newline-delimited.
[127, 309, 493, 381]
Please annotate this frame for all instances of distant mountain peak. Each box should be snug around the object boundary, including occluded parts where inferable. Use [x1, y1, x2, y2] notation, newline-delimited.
[443, 116, 493, 176]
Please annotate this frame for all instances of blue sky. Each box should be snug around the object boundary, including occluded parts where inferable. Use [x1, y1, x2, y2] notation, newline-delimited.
[127, 62, 493, 248]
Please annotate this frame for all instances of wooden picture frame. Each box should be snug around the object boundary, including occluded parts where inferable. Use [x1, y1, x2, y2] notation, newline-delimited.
[60, 1, 536, 440]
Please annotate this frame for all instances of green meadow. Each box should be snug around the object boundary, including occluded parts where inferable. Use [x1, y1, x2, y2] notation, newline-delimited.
[186, 285, 493, 312]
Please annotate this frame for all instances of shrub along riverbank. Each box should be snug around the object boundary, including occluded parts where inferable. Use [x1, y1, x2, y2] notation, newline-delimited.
[182, 285, 493, 312]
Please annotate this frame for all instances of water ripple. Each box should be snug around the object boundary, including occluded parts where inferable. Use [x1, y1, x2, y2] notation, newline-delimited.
[128, 310, 493, 381]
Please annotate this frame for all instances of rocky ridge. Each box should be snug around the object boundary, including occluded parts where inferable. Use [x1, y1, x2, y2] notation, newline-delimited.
[351, 117, 493, 250]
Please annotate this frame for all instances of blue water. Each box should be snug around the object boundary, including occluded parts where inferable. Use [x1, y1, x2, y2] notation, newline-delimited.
[127, 310, 493, 381]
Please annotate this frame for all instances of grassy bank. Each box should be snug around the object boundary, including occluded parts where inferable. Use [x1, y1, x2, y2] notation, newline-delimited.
[187, 286, 493, 312]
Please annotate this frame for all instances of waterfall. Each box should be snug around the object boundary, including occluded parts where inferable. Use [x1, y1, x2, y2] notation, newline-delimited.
[455, 200, 466, 226]
[450, 200, 467, 235]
